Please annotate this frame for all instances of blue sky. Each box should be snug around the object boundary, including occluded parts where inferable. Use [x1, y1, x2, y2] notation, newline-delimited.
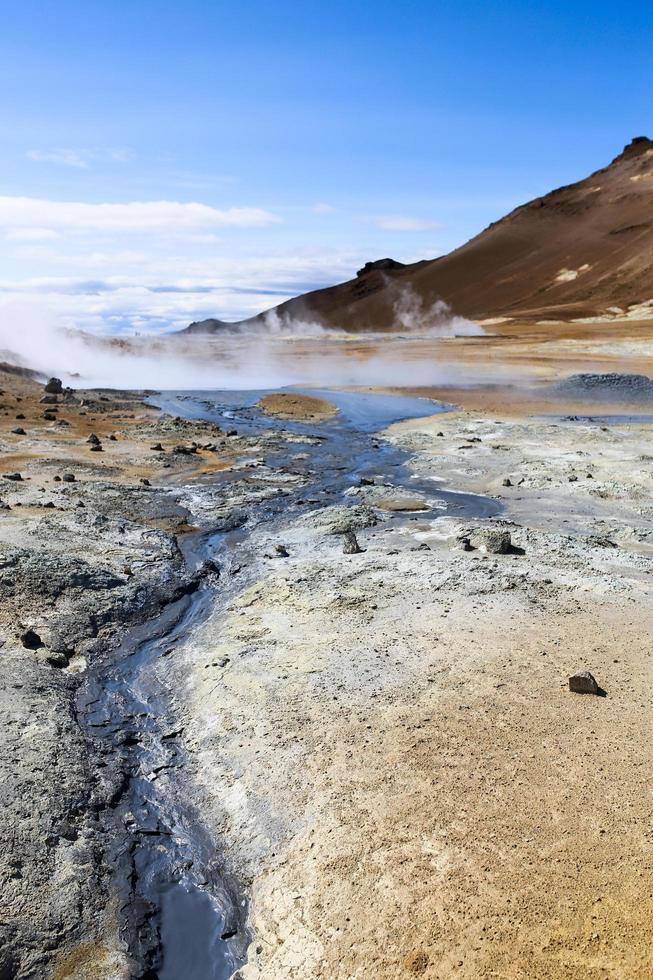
[0, 0, 651, 333]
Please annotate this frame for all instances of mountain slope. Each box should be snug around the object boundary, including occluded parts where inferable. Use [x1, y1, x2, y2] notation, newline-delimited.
[184, 137, 653, 333]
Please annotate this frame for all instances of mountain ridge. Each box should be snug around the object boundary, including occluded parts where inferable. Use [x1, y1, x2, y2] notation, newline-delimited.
[181, 138, 653, 334]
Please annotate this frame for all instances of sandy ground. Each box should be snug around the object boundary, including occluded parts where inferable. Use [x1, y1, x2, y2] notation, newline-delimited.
[176, 399, 653, 979]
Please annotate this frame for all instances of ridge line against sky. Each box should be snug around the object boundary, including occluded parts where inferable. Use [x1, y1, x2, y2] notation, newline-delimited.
[1, 0, 651, 335]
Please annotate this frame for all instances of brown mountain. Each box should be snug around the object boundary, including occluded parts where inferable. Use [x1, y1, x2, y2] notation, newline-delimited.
[184, 137, 653, 333]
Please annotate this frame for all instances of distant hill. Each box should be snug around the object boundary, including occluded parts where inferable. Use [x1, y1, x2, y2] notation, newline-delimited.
[181, 138, 653, 333]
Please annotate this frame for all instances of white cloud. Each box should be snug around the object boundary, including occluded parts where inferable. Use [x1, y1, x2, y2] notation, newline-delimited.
[312, 202, 335, 214]
[0, 196, 281, 232]
[26, 148, 89, 169]
[376, 215, 441, 232]
[26, 147, 132, 168]
[5, 227, 59, 242]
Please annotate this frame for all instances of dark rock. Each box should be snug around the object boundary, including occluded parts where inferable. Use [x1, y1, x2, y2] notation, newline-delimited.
[15, 413, 25, 419]
[274, 544, 290, 558]
[61, 473, 76, 483]
[343, 530, 363, 554]
[502, 478, 512, 487]
[42, 411, 57, 421]
[356, 257, 405, 277]
[44, 377, 63, 394]
[89, 444, 103, 452]
[150, 443, 164, 451]
[568, 671, 601, 695]
[4, 473, 23, 482]
[86, 433, 100, 445]
[20, 629, 43, 650]
[458, 536, 473, 551]
[40, 394, 58, 405]
[11, 427, 25, 435]
[140, 478, 151, 486]
[44, 650, 69, 669]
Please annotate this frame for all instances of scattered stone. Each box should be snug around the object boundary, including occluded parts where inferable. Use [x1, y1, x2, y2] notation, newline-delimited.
[436, 431, 444, 437]
[42, 411, 57, 421]
[458, 536, 473, 551]
[150, 443, 164, 451]
[44, 377, 63, 394]
[53, 475, 61, 482]
[86, 433, 101, 445]
[140, 478, 151, 486]
[4, 472, 23, 482]
[15, 413, 25, 419]
[274, 544, 290, 558]
[343, 530, 363, 554]
[226, 429, 238, 437]
[469, 527, 512, 554]
[77, 500, 85, 507]
[568, 474, 578, 482]
[359, 477, 375, 486]
[109, 434, 117, 441]
[568, 671, 602, 695]
[62, 473, 76, 483]
[11, 427, 25, 435]
[43, 502, 55, 509]
[39, 394, 58, 405]
[89, 444, 103, 452]
[502, 478, 512, 487]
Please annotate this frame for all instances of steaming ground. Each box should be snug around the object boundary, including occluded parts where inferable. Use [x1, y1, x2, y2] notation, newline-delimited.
[2, 312, 653, 978]
[0, 297, 484, 390]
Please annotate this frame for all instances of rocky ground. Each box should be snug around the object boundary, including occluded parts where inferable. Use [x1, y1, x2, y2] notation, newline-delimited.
[0, 367, 314, 978]
[1, 362, 652, 979]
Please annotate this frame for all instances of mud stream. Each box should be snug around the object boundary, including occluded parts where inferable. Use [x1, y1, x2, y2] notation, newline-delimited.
[77, 388, 501, 979]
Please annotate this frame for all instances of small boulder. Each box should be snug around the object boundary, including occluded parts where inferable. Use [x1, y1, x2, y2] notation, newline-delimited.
[4, 472, 23, 482]
[470, 527, 512, 554]
[86, 433, 101, 445]
[150, 443, 164, 451]
[89, 444, 103, 452]
[568, 671, 601, 695]
[274, 544, 290, 558]
[11, 427, 25, 435]
[40, 394, 58, 405]
[502, 478, 512, 487]
[343, 530, 363, 554]
[44, 377, 63, 394]
[62, 473, 76, 483]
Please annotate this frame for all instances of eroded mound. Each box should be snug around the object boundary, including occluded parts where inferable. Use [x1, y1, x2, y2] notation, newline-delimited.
[554, 372, 653, 402]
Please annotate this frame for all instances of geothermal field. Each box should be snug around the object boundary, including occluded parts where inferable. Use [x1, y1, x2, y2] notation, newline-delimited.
[2, 15, 653, 972]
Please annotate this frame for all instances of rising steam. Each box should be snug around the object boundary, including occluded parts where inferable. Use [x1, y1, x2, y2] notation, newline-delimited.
[0, 291, 497, 391]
